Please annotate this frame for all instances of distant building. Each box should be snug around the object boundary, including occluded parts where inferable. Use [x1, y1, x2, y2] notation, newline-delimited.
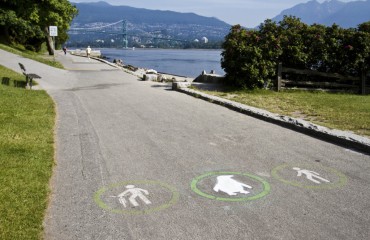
[194, 39, 199, 42]
[201, 37, 208, 43]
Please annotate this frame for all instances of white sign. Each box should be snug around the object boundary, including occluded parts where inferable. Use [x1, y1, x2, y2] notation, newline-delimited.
[49, 26, 58, 37]
[213, 175, 252, 196]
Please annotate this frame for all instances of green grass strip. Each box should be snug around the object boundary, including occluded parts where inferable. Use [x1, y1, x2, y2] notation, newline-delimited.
[0, 44, 64, 69]
[0, 65, 55, 239]
[200, 88, 370, 137]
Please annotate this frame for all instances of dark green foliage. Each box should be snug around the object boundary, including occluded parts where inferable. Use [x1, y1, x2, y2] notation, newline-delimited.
[0, 0, 78, 54]
[221, 25, 277, 89]
[221, 16, 370, 89]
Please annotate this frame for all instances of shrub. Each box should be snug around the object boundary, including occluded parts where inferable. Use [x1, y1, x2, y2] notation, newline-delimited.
[221, 17, 370, 89]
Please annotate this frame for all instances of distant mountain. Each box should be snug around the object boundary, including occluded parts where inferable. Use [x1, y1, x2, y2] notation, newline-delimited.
[72, 1, 229, 27]
[271, 0, 370, 28]
[68, 1, 231, 47]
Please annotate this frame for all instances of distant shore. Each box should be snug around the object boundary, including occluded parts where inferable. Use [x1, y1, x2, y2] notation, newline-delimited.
[68, 48, 226, 84]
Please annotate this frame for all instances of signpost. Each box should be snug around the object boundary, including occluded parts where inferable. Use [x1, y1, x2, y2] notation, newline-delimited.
[49, 26, 58, 59]
[49, 26, 58, 37]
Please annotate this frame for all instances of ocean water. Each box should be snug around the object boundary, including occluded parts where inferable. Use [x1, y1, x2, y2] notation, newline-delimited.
[99, 48, 225, 78]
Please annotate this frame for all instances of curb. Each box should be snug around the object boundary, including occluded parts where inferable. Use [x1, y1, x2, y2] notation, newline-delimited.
[90, 57, 121, 69]
[175, 86, 370, 155]
[69, 53, 121, 69]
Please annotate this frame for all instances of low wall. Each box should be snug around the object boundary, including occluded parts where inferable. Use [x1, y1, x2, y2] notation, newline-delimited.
[69, 49, 101, 57]
[193, 73, 224, 84]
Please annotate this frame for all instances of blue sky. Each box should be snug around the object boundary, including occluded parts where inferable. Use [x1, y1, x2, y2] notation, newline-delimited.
[70, 0, 359, 27]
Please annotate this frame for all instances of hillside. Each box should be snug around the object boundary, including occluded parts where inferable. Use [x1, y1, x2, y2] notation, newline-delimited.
[72, 1, 229, 27]
[272, 0, 370, 28]
[68, 1, 231, 47]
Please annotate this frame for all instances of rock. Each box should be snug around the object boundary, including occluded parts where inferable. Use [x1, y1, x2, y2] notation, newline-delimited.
[172, 82, 191, 90]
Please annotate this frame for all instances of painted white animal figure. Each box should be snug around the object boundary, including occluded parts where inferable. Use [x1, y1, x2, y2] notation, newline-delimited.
[213, 175, 252, 196]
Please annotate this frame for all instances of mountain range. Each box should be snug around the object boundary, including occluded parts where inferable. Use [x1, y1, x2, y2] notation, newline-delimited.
[69, 1, 231, 47]
[272, 0, 370, 28]
[68, 1, 370, 47]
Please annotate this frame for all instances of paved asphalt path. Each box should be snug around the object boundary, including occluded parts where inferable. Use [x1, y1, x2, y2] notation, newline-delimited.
[1, 49, 369, 240]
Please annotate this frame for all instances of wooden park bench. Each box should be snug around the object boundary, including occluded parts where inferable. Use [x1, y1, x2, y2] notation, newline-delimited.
[18, 63, 41, 89]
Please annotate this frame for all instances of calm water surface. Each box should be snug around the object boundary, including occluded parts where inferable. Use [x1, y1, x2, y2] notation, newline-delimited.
[100, 48, 225, 78]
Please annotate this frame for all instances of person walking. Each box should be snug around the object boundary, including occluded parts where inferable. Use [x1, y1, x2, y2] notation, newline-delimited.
[86, 46, 91, 58]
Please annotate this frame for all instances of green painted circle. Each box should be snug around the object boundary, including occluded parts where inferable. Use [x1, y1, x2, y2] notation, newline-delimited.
[94, 180, 179, 215]
[191, 171, 271, 202]
[271, 164, 347, 189]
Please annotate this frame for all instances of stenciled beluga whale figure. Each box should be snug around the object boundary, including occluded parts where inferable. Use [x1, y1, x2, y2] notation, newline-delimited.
[213, 175, 252, 196]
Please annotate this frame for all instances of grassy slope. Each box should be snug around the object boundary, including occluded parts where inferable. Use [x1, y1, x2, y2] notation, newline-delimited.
[0, 44, 64, 69]
[202, 89, 370, 137]
[0, 65, 55, 239]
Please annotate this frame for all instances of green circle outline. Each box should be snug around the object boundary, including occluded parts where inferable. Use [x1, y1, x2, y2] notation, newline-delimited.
[191, 171, 271, 202]
[94, 180, 179, 215]
[271, 164, 347, 189]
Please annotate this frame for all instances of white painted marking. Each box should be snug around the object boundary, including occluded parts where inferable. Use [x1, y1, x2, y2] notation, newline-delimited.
[213, 175, 252, 196]
[117, 185, 152, 208]
[293, 167, 330, 184]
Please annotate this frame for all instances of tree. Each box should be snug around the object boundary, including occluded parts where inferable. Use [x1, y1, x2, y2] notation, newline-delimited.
[304, 24, 327, 71]
[221, 25, 249, 87]
[221, 16, 370, 89]
[221, 21, 281, 88]
[36, 0, 78, 55]
[278, 16, 309, 69]
[0, 1, 41, 46]
[0, 0, 77, 54]
[358, 21, 370, 33]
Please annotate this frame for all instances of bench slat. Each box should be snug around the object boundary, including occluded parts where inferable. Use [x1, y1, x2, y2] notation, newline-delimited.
[26, 73, 41, 79]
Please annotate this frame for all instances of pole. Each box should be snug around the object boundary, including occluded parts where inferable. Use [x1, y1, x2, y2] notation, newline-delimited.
[276, 62, 282, 91]
[360, 69, 366, 95]
[122, 20, 128, 48]
[53, 36, 55, 61]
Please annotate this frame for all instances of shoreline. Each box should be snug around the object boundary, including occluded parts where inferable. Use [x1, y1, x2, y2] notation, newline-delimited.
[99, 48, 225, 78]
[69, 47, 225, 79]
[87, 54, 196, 83]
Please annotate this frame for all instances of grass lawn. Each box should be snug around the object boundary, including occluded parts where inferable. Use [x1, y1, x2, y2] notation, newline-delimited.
[198, 88, 370, 137]
[0, 65, 55, 239]
[0, 43, 64, 69]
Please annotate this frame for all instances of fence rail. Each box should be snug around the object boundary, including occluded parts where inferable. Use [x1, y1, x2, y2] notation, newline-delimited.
[275, 63, 369, 95]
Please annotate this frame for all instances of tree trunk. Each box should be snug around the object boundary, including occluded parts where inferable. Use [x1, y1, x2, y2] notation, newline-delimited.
[45, 26, 54, 55]
[0, 26, 11, 43]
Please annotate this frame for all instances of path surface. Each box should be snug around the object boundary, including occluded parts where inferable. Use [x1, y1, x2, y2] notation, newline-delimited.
[1, 50, 369, 239]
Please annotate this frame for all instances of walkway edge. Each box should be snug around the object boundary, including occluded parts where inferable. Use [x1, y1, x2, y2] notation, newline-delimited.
[176, 87, 370, 155]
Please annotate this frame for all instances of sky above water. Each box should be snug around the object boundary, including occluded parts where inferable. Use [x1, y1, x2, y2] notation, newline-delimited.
[70, 0, 360, 28]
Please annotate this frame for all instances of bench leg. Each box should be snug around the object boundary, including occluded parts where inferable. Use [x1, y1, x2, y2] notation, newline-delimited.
[24, 75, 33, 89]
[25, 75, 29, 88]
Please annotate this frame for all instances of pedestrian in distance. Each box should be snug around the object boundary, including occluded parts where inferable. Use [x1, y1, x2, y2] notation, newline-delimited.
[63, 46, 67, 55]
[86, 46, 91, 58]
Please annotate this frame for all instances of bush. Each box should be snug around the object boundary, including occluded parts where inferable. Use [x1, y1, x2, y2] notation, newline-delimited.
[221, 16, 370, 89]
